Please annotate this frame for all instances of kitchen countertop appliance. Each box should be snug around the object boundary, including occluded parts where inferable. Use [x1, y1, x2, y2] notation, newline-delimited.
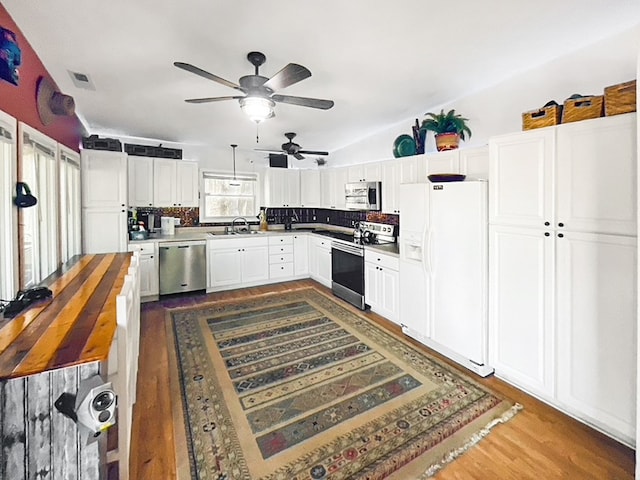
[398, 180, 493, 377]
[323, 221, 396, 310]
[345, 181, 381, 211]
[159, 241, 206, 295]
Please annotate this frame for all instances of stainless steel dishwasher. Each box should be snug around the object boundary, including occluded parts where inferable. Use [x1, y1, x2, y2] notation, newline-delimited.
[158, 241, 206, 295]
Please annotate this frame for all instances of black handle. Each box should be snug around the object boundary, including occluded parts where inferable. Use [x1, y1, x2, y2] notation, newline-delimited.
[544, 232, 550, 237]
[544, 221, 550, 226]
[558, 233, 564, 238]
[558, 222, 564, 228]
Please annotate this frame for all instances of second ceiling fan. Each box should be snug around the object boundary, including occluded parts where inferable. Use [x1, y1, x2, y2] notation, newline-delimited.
[256, 132, 329, 160]
[174, 51, 334, 123]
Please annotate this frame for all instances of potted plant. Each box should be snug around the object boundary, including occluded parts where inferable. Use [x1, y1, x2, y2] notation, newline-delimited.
[421, 109, 472, 151]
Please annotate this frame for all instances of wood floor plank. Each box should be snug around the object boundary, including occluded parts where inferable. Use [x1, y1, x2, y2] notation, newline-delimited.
[130, 280, 635, 479]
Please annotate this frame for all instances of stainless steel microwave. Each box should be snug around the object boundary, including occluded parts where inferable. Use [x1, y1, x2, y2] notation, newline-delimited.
[345, 181, 381, 210]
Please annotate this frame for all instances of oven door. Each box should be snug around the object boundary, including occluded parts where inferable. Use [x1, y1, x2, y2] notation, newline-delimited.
[331, 241, 366, 309]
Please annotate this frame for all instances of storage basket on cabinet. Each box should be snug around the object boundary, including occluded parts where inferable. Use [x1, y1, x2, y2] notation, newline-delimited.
[522, 104, 562, 130]
[561, 95, 604, 123]
[604, 80, 636, 116]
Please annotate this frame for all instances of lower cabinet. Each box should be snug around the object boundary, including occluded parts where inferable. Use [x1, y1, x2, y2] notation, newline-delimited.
[207, 237, 269, 291]
[364, 249, 399, 323]
[293, 234, 309, 276]
[489, 225, 637, 446]
[127, 242, 158, 300]
[309, 236, 332, 288]
[269, 235, 295, 279]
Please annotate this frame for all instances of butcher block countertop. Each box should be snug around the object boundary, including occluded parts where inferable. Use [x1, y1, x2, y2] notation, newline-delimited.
[0, 253, 131, 380]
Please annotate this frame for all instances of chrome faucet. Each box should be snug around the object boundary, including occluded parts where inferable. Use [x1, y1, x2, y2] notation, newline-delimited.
[231, 216, 249, 233]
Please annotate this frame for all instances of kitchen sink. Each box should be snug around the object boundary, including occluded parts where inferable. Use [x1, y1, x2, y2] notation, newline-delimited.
[208, 230, 266, 236]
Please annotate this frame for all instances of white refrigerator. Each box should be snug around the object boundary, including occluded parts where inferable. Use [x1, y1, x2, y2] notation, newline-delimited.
[399, 180, 493, 377]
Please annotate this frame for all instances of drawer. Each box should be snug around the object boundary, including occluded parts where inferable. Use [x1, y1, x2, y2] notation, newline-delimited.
[208, 236, 269, 249]
[268, 235, 294, 246]
[269, 244, 294, 255]
[270, 253, 294, 264]
[270, 262, 294, 278]
[364, 250, 399, 271]
[128, 242, 155, 255]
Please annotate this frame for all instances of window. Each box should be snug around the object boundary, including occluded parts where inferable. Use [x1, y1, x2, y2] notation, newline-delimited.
[21, 125, 58, 287]
[199, 171, 258, 223]
[0, 111, 17, 300]
[59, 146, 81, 263]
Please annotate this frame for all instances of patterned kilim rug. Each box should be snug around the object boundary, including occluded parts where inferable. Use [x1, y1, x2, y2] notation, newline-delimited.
[168, 288, 520, 480]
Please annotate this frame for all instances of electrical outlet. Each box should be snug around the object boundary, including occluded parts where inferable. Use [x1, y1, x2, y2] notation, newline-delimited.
[173, 218, 180, 226]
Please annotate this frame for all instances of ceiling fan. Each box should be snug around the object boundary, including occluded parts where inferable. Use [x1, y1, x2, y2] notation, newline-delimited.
[174, 51, 334, 123]
[256, 132, 329, 160]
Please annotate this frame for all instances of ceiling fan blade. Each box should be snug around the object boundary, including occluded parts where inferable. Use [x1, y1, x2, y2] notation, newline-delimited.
[185, 96, 243, 104]
[299, 149, 329, 156]
[174, 62, 242, 91]
[293, 153, 305, 160]
[263, 63, 311, 91]
[271, 94, 334, 110]
[255, 148, 284, 154]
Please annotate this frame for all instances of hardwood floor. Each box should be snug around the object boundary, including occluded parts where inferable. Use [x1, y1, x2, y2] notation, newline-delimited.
[130, 280, 635, 479]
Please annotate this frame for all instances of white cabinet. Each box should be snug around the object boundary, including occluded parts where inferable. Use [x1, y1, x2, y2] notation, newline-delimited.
[555, 232, 637, 445]
[459, 146, 490, 180]
[321, 167, 348, 209]
[424, 150, 460, 177]
[309, 236, 332, 287]
[128, 242, 158, 299]
[268, 235, 295, 279]
[364, 250, 399, 323]
[490, 127, 556, 228]
[264, 168, 300, 207]
[81, 150, 128, 209]
[153, 159, 199, 207]
[348, 162, 382, 182]
[489, 224, 555, 400]
[555, 114, 636, 236]
[381, 156, 419, 214]
[300, 170, 322, 207]
[488, 113, 637, 444]
[293, 234, 309, 277]
[81, 150, 128, 253]
[128, 157, 154, 207]
[207, 237, 269, 291]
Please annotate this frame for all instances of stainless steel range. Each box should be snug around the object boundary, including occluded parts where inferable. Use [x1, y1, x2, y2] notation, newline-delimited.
[315, 221, 397, 310]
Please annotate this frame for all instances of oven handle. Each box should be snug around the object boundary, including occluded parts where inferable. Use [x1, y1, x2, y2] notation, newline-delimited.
[331, 241, 364, 257]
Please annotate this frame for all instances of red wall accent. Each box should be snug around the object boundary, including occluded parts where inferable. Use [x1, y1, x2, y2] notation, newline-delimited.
[0, 5, 83, 151]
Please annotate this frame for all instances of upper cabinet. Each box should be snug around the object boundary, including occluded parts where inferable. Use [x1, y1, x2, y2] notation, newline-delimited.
[321, 167, 349, 209]
[263, 168, 300, 207]
[81, 150, 128, 209]
[152, 158, 199, 208]
[381, 156, 418, 214]
[459, 146, 489, 180]
[128, 156, 154, 207]
[300, 169, 322, 207]
[490, 113, 636, 235]
[347, 162, 382, 182]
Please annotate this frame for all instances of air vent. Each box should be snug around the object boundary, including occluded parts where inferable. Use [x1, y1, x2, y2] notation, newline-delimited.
[68, 70, 95, 90]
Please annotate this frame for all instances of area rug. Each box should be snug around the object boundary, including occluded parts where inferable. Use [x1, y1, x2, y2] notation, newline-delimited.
[167, 288, 520, 480]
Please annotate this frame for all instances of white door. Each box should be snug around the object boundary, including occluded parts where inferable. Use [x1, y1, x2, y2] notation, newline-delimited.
[293, 234, 309, 276]
[428, 181, 487, 363]
[209, 247, 242, 288]
[364, 261, 380, 310]
[176, 161, 199, 207]
[138, 254, 158, 297]
[300, 170, 321, 207]
[489, 128, 555, 228]
[128, 157, 154, 207]
[81, 151, 127, 209]
[556, 113, 636, 236]
[153, 159, 177, 207]
[381, 161, 399, 214]
[242, 245, 270, 283]
[399, 183, 428, 233]
[459, 146, 490, 180]
[489, 224, 555, 400]
[379, 267, 399, 324]
[556, 231, 637, 444]
[82, 208, 128, 253]
[425, 150, 459, 175]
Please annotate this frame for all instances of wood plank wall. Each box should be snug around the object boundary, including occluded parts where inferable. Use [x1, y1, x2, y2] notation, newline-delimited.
[0, 361, 107, 479]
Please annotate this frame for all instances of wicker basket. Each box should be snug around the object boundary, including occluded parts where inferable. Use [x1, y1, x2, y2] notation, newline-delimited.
[561, 95, 604, 123]
[522, 104, 562, 130]
[604, 80, 636, 116]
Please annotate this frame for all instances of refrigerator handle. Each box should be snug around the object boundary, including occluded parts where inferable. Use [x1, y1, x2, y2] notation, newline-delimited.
[425, 228, 434, 275]
[421, 226, 429, 275]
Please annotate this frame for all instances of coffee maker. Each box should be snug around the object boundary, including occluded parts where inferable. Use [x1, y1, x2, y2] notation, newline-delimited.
[138, 212, 156, 233]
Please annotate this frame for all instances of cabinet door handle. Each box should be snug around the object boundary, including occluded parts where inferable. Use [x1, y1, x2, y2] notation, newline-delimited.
[544, 232, 550, 237]
[544, 221, 550, 226]
[558, 233, 564, 238]
[558, 222, 564, 228]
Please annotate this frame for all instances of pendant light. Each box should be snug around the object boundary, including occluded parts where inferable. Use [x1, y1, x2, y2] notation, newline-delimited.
[230, 144, 240, 186]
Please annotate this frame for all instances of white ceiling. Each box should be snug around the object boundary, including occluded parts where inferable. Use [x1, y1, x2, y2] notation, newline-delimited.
[4, 0, 640, 165]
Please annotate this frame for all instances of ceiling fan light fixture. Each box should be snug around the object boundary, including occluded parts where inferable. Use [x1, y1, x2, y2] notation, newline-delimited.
[239, 96, 275, 123]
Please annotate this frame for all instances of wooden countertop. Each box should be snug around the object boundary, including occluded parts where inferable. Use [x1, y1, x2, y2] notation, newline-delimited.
[0, 253, 131, 380]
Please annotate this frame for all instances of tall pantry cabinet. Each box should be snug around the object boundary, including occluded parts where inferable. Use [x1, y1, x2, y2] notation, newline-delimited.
[488, 113, 637, 446]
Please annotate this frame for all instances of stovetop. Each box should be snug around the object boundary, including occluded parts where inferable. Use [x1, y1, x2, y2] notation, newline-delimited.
[312, 229, 395, 246]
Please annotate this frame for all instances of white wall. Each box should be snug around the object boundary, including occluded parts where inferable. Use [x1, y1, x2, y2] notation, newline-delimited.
[330, 24, 640, 166]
